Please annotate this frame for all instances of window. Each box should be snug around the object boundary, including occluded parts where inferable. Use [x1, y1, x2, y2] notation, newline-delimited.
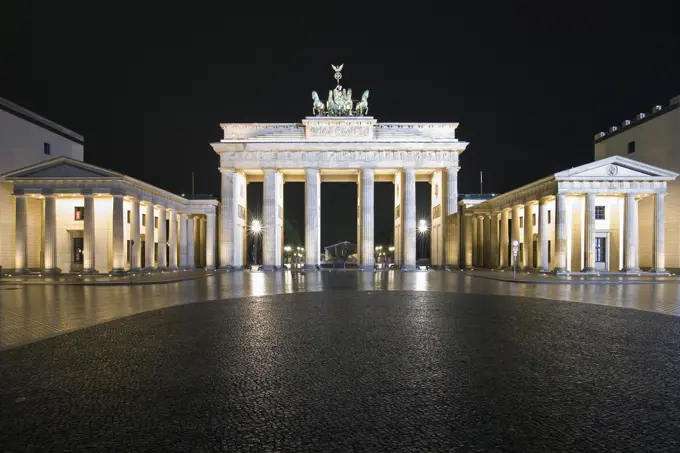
[154, 242, 159, 262]
[142, 213, 146, 227]
[154, 216, 158, 228]
[595, 206, 605, 220]
[127, 240, 131, 263]
[548, 240, 552, 262]
[520, 216, 524, 228]
[74, 206, 84, 220]
[548, 210, 552, 224]
[127, 210, 131, 224]
[532, 213, 536, 226]
[44, 142, 51, 155]
[628, 141, 636, 154]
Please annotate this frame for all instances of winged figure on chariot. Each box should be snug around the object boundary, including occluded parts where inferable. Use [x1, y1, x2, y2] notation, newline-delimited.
[311, 64, 369, 117]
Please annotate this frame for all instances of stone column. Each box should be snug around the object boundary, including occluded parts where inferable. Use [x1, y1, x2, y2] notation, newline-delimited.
[523, 202, 534, 270]
[219, 168, 234, 268]
[130, 198, 141, 270]
[14, 195, 27, 272]
[500, 209, 509, 268]
[653, 193, 667, 273]
[305, 168, 321, 269]
[555, 194, 568, 274]
[194, 216, 201, 267]
[402, 168, 417, 270]
[179, 212, 188, 268]
[157, 206, 167, 269]
[471, 215, 478, 267]
[477, 216, 484, 267]
[511, 205, 521, 268]
[111, 194, 126, 274]
[262, 169, 278, 269]
[483, 214, 491, 268]
[360, 168, 375, 270]
[446, 167, 458, 216]
[537, 199, 550, 272]
[200, 217, 207, 267]
[582, 193, 596, 273]
[144, 203, 155, 269]
[463, 214, 473, 269]
[83, 194, 96, 273]
[168, 209, 178, 269]
[622, 193, 640, 272]
[206, 212, 216, 270]
[489, 212, 499, 268]
[186, 215, 195, 269]
[43, 194, 57, 273]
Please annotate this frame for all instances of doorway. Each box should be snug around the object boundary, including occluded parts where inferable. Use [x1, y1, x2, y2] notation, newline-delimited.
[71, 235, 84, 272]
[595, 234, 609, 271]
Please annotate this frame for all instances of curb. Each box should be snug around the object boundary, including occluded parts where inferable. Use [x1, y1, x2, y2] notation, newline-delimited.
[466, 272, 679, 285]
[0, 272, 217, 287]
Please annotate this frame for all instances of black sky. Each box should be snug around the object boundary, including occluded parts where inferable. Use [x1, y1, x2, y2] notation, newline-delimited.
[3, 2, 680, 248]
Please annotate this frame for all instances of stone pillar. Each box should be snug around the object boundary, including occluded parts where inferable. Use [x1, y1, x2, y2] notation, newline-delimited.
[206, 212, 216, 270]
[537, 199, 550, 272]
[83, 194, 96, 273]
[262, 169, 278, 269]
[489, 212, 499, 268]
[305, 168, 321, 269]
[130, 198, 141, 270]
[402, 168, 417, 270]
[463, 214, 473, 269]
[194, 216, 201, 267]
[179, 212, 188, 268]
[652, 193, 667, 273]
[111, 194, 126, 274]
[446, 167, 458, 216]
[186, 215, 195, 269]
[477, 216, 484, 267]
[582, 193, 596, 273]
[360, 169, 375, 270]
[14, 195, 27, 272]
[157, 206, 167, 269]
[144, 203, 155, 269]
[168, 209, 178, 269]
[511, 205, 521, 268]
[444, 167, 458, 268]
[523, 202, 534, 270]
[483, 214, 491, 268]
[500, 209, 509, 268]
[555, 194, 568, 274]
[471, 215, 478, 267]
[43, 194, 57, 273]
[622, 193, 640, 272]
[200, 217, 207, 267]
[219, 168, 234, 268]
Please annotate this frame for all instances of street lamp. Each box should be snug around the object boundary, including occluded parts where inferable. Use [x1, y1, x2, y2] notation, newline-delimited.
[250, 219, 262, 265]
[418, 219, 429, 260]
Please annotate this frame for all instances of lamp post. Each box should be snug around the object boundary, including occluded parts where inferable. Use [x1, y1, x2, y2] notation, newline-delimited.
[250, 219, 262, 266]
[418, 219, 429, 260]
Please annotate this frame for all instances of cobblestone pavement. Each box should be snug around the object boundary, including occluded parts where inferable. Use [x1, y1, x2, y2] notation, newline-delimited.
[2, 270, 680, 350]
[1, 291, 679, 452]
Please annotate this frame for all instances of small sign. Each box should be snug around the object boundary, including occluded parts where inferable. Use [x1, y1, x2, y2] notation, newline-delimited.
[512, 240, 519, 256]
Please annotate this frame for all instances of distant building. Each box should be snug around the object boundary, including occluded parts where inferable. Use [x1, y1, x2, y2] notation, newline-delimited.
[0, 97, 84, 174]
[0, 99, 218, 274]
[594, 95, 680, 270]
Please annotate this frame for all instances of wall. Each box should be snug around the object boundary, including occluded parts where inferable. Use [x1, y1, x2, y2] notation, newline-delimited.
[0, 109, 83, 174]
[594, 106, 680, 269]
[430, 170, 444, 265]
[26, 197, 42, 268]
[0, 183, 16, 268]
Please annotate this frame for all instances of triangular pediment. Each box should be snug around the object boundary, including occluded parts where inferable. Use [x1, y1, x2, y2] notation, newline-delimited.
[1, 157, 122, 179]
[555, 156, 678, 180]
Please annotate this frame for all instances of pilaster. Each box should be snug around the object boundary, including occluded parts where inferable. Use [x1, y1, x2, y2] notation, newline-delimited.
[83, 194, 96, 273]
[402, 168, 416, 270]
[360, 168, 376, 270]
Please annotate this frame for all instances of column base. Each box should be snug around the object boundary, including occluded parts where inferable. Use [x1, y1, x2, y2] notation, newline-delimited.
[554, 268, 570, 275]
[621, 267, 641, 274]
[205, 266, 216, 271]
[40, 268, 61, 276]
[180, 265, 195, 270]
[110, 268, 127, 276]
[81, 268, 99, 275]
[651, 268, 670, 275]
[258, 265, 280, 271]
[400, 264, 417, 271]
[537, 267, 551, 273]
[580, 267, 599, 274]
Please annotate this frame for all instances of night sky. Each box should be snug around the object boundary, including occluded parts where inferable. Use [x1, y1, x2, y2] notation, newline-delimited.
[3, 3, 680, 249]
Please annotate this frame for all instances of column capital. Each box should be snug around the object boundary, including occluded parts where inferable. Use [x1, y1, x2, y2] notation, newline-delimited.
[218, 167, 236, 175]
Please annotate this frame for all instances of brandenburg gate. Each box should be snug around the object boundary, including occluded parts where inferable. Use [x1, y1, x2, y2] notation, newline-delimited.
[211, 65, 469, 270]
